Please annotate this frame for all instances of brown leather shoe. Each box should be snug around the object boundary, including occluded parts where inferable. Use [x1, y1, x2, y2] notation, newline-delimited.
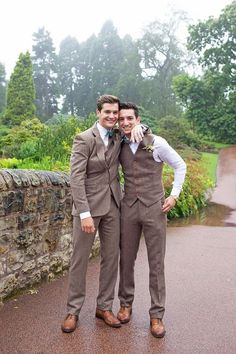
[95, 308, 121, 328]
[150, 318, 166, 338]
[117, 306, 132, 324]
[61, 314, 78, 333]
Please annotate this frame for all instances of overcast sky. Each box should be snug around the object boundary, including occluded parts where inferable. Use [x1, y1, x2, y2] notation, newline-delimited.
[0, 0, 232, 78]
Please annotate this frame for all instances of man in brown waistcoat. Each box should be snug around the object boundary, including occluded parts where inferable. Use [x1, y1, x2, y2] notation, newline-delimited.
[61, 95, 144, 333]
[117, 102, 186, 338]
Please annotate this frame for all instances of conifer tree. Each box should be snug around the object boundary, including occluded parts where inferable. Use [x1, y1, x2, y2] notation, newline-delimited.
[3, 52, 36, 126]
[0, 62, 6, 114]
[32, 27, 58, 121]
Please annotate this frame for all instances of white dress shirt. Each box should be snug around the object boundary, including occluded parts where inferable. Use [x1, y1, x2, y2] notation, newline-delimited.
[129, 135, 186, 197]
[96, 122, 109, 147]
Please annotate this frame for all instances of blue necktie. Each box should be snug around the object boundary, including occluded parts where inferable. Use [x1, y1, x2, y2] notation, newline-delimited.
[121, 135, 130, 144]
[105, 129, 114, 138]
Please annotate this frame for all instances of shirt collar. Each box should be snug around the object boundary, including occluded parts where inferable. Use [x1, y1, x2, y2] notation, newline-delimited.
[97, 122, 108, 139]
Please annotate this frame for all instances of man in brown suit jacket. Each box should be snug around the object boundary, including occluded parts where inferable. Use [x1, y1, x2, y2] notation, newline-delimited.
[61, 95, 144, 333]
[116, 102, 186, 338]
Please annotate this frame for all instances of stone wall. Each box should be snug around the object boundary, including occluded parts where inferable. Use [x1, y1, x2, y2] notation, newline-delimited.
[0, 169, 99, 301]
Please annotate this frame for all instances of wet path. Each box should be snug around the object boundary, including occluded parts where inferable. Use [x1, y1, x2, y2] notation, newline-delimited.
[0, 147, 236, 354]
[170, 146, 236, 228]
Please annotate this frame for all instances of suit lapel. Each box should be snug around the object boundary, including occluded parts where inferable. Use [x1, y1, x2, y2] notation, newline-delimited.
[92, 123, 108, 168]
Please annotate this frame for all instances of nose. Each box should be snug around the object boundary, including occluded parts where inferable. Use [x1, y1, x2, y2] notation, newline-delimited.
[109, 112, 116, 119]
[123, 118, 129, 126]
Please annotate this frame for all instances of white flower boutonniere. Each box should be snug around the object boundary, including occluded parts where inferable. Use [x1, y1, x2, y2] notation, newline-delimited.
[143, 144, 154, 152]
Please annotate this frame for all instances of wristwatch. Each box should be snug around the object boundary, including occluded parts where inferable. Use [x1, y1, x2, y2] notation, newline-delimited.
[171, 195, 178, 201]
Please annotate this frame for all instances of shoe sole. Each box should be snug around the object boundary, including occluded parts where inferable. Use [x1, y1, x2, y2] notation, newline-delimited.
[117, 308, 132, 324]
[119, 317, 131, 324]
[95, 313, 121, 328]
[61, 326, 77, 333]
[150, 329, 166, 338]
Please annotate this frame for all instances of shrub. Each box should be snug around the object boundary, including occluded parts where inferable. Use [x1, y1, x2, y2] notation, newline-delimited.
[157, 116, 202, 149]
[164, 159, 214, 219]
[36, 116, 81, 162]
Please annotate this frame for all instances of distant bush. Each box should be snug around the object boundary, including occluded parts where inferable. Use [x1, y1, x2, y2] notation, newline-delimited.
[0, 118, 44, 158]
[157, 116, 202, 149]
[35, 116, 81, 163]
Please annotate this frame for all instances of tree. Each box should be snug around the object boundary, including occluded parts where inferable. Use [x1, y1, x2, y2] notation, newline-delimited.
[3, 52, 36, 126]
[137, 10, 188, 117]
[74, 21, 124, 115]
[58, 36, 80, 116]
[0, 62, 6, 114]
[177, 1, 236, 142]
[32, 27, 58, 121]
[188, 0, 236, 85]
[113, 35, 143, 103]
[173, 73, 227, 137]
[74, 34, 99, 115]
[95, 21, 123, 95]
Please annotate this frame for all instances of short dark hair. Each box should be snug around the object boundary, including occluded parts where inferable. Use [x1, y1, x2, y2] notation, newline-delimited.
[119, 102, 139, 118]
[96, 95, 120, 111]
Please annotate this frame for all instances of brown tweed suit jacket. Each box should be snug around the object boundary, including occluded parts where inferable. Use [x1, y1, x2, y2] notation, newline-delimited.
[70, 123, 121, 217]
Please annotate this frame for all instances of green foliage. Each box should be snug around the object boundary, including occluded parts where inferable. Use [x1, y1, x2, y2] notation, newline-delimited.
[139, 106, 159, 134]
[0, 157, 69, 172]
[32, 27, 58, 121]
[112, 35, 143, 103]
[157, 115, 202, 149]
[164, 159, 213, 219]
[0, 62, 6, 114]
[172, 72, 236, 143]
[181, 1, 236, 143]
[58, 36, 80, 115]
[139, 108, 203, 149]
[0, 118, 44, 158]
[137, 10, 187, 117]
[188, 0, 236, 77]
[0, 124, 10, 138]
[36, 115, 80, 162]
[77, 113, 97, 131]
[3, 52, 36, 126]
[0, 158, 20, 168]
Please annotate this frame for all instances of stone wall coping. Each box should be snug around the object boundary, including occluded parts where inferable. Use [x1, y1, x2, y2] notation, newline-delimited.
[0, 169, 70, 191]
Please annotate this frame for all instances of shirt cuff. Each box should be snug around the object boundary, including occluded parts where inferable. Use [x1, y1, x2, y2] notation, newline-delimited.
[80, 211, 91, 220]
[170, 188, 180, 198]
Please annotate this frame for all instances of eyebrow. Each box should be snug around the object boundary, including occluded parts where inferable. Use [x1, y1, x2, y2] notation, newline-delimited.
[104, 109, 118, 113]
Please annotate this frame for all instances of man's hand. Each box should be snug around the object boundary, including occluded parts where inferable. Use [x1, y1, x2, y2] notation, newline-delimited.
[81, 217, 96, 233]
[162, 196, 177, 213]
[130, 124, 144, 143]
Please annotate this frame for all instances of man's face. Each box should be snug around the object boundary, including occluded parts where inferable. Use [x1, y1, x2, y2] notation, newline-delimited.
[119, 109, 140, 136]
[96, 103, 119, 129]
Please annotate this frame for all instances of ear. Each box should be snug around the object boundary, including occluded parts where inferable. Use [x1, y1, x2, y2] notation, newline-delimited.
[137, 116, 141, 124]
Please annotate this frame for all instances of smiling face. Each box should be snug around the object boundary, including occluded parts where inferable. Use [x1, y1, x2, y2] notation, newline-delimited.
[96, 103, 119, 129]
[119, 108, 140, 137]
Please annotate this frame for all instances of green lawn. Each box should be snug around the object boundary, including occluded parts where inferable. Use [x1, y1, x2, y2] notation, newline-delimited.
[204, 140, 231, 150]
[201, 152, 218, 184]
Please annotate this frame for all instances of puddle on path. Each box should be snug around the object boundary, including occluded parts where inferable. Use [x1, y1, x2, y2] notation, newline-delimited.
[168, 202, 236, 227]
[169, 146, 236, 228]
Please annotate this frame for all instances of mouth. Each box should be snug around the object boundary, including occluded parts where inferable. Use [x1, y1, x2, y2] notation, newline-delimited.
[106, 119, 117, 123]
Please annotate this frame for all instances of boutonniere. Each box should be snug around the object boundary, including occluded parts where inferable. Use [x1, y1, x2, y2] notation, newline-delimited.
[143, 144, 154, 152]
[112, 127, 120, 140]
